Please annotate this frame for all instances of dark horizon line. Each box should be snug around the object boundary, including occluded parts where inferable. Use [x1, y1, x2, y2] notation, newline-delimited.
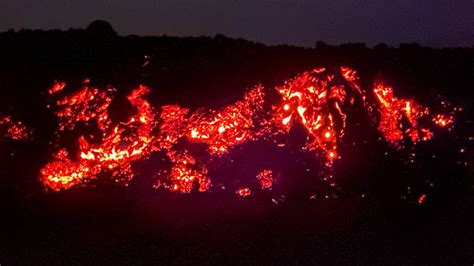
[2, 20, 473, 50]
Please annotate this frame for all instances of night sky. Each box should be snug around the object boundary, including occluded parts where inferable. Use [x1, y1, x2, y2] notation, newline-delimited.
[1, 0, 472, 47]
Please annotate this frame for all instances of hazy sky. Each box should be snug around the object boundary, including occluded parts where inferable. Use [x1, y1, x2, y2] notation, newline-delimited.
[1, 0, 472, 47]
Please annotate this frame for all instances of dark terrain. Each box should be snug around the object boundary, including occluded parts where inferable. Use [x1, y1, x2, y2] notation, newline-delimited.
[0, 21, 473, 265]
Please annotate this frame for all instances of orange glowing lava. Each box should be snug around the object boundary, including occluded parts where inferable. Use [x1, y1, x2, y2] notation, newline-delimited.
[256, 169, 274, 189]
[40, 85, 155, 191]
[0, 115, 29, 141]
[36, 67, 455, 193]
[372, 82, 453, 148]
[185, 85, 265, 155]
[159, 150, 210, 193]
[433, 114, 453, 128]
[236, 187, 251, 197]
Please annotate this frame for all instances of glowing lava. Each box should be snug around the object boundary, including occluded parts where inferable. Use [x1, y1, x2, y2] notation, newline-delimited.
[184, 85, 266, 155]
[372, 82, 451, 148]
[256, 170, 274, 189]
[236, 187, 252, 197]
[36, 67, 455, 193]
[0, 115, 29, 141]
[40, 85, 155, 191]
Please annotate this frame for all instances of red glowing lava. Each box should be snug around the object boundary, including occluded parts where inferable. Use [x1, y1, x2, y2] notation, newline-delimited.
[0, 115, 30, 141]
[418, 194, 427, 205]
[185, 85, 266, 155]
[51, 80, 115, 131]
[236, 187, 252, 197]
[274, 68, 345, 164]
[372, 82, 453, 148]
[156, 150, 210, 193]
[36, 67, 455, 193]
[432, 114, 454, 129]
[256, 170, 274, 189]
[40, 85, 155, 191]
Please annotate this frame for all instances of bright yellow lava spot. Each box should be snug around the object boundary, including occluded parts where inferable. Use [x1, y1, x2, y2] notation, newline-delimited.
[325, 131, 331, 139]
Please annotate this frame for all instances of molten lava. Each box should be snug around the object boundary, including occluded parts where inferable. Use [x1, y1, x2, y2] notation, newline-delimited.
[236, 187, 252, 197]
[35, 67, 455, 194]
[40, 85, 155, 191]
[256, 170, 274, 189]
[0, 115, 30, 141]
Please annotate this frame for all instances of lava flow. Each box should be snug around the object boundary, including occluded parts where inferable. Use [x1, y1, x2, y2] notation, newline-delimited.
[35, 67, 456, 193]
[0, 114, 30, 141]
[40, 83, 155, 191]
